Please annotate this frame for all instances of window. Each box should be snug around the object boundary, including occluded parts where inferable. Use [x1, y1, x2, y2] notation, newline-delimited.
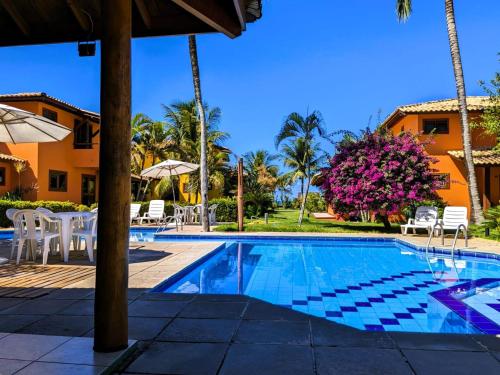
[49, 170, 67, 192]
[423, 119, 449, 134]
[0, 167, 5, 186]
[433, 173, 450, 189]
[42, 108, 58, 122]
[74, 120, 93, 149]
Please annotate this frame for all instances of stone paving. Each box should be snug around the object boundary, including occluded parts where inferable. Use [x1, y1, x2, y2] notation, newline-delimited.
[0, 235, 498, 374]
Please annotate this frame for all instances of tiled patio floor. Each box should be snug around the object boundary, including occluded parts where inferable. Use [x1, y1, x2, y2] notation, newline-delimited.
[0, 333, 135, 374]
[0, 236, 498, 374]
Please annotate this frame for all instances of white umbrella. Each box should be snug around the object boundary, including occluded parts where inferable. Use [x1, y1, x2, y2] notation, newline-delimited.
[140, 159, 199, 204]
[0, 104, 71, 264]
[0, 104, 71, 143]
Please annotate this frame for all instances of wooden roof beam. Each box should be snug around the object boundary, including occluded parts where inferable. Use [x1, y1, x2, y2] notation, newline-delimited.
[134, 0, 152, 29]
[233, 0, 247, 31]
[1, 0, 30, 36]
[66, 0, 91, 32]
[171, 0, 242, 38]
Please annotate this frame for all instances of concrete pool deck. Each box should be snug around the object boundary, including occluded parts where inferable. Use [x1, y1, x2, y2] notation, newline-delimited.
[0, 235, 498, 374]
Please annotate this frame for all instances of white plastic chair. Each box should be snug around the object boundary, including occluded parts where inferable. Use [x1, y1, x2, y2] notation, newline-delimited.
[71, 213, 97, 262]
[139, 200, 165, 224]
[401, 206, 438, 235]
[6, 208, 20, 259]
[35, 207, 54, 216]
[130, 203, 141, 224]
[13, 209, 62, 265]
[432, 206, 469, 247]
[209, 204, 218, 225]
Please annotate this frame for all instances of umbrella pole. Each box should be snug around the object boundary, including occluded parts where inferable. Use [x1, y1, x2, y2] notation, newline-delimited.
[170, 169, 178, 231]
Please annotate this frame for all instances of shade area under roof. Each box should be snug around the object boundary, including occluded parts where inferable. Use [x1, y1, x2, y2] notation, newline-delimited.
[0, 0, 262, 46]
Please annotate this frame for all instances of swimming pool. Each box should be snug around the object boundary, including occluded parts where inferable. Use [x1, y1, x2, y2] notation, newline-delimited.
[157, 238, 500, 334]
[1, 227, 167, 242]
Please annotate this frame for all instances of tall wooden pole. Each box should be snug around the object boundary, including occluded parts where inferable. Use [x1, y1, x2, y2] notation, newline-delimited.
[237, 157, 244, 232]
[94, 0, 131, 352]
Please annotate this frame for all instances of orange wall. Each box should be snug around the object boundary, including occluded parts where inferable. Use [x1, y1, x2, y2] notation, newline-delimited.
[0, 100, 100, 204]
[389, 112, 499, 214]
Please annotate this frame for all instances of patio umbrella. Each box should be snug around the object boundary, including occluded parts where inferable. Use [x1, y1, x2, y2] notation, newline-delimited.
[0, 104, 71, 265]
[140, 159, 199, 204]
[0, 104, 71, 143]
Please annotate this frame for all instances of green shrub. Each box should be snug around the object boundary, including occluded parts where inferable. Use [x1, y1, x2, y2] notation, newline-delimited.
[209, 198, 237, 222]
[483, 205, 500, 231]
[305, 192, 327, 213]
[400, 197, 447, 221]
[0, 200, 90, 227]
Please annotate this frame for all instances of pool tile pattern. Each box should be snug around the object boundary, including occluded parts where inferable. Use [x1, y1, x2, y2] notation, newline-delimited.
[162, 240, 500, 334]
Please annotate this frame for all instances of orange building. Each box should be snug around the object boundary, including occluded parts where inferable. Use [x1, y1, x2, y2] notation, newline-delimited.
[381, 97, 499, 215]
[0, 93, 100, 205]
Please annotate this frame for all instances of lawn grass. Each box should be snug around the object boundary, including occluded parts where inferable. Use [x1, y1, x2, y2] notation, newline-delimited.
[216, 208, 500, 242]
[215, 209, 401, 234]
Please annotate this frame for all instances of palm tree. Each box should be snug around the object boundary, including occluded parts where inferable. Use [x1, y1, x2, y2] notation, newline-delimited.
[243, 150, 279, 192]
[131, 114, 170, 200]
[188, 35, 210, 231]
[396, 0, 484, 223]
[275, 111, 328, 225]
[163, 99, 230, 204]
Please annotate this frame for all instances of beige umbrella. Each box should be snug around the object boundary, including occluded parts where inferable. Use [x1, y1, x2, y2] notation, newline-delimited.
[0, 104, 71, 264]
[0, 104, 71, 143]
[140, 159, 199, 204]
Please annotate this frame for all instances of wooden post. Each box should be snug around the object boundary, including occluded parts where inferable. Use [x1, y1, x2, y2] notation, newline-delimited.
[94, 0, 131, 352]
[237, 157, 244, 232]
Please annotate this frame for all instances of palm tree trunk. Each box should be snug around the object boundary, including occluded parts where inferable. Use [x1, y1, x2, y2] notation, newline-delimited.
[298, 176, 310, 225]
[444, 0, 484, 223]
[189, 35, 210, 231]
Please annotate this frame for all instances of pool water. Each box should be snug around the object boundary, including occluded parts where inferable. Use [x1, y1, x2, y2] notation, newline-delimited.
[129, 227, 159, 242]
[1, 227, 165, 242]
[159, 239, 500, 334]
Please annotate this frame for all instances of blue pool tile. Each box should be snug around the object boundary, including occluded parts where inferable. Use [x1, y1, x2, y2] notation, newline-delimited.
[393, 290, 409, 295]
[292, 300, 308, 306]
[380, 318, 400, 325]
[355, 302, 372, 307]
[307, 296, 323, 302]
[325, 311, 343, 318]
[368, 297, 384, 303]
[407, 307, 426, 314]
[380, 294, 397, 299]
[340, 306, 358, 312]
[394, 313, 413, 319]
[334, 289, 349, 294]
[419, 303, 428, 308]
[365, 324, 385, 331]
[321, 292, 336, 297]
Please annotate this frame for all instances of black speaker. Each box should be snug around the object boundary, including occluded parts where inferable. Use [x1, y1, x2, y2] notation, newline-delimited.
[78, 41, 96, 57]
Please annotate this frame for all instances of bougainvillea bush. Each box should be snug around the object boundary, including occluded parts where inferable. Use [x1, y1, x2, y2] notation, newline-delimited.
[320, 131, 442, 229]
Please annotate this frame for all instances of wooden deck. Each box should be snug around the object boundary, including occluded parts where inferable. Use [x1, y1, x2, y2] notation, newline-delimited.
[0, 263, 95, 298]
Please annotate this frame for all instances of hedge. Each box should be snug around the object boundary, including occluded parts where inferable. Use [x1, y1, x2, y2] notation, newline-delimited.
[0, 197, 238, 228]
[0, 200, 89, 228]
[134, 197, 237, 223]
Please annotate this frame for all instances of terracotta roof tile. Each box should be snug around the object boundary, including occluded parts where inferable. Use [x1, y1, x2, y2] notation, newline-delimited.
[0, 153, 25, 163]
[381, 96, 495, 128]
[448, 149, 500, 166]
[0, 92, 99, 120]
[398, 96, 493, 113]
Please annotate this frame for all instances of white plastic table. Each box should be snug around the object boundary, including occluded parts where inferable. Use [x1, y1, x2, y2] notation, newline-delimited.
[52, 211, 94, 262]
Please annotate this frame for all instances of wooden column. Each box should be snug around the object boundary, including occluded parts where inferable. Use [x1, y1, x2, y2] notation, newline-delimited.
[237, 157, 244, 232]
[94, 0, 131, 352]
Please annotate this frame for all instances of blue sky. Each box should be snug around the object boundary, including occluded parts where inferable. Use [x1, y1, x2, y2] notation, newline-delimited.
[0, 0, 499, 160]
